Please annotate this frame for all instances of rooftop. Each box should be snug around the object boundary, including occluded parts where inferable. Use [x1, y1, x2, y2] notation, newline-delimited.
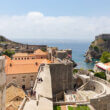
[34, 49, 48, 55]
[6, 85, 25, 109]
[13, 49, 48, 57]
[5, 56, 51, 74]
[96, 62, 110, 71]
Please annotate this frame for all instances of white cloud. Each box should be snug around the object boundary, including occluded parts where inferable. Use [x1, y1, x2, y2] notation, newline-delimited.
[0, 12, 110, 41]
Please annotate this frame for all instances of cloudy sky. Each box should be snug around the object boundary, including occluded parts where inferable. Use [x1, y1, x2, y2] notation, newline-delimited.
[0, 0, 110, 42]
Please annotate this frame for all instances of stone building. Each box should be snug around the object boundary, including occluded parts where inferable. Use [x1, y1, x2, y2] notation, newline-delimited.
[12, 49, 48, 60]
[0, 56, 6, 110]
[5, 55, 51, 89]
[49, 61, 73, 100]
[19, 59, 73, 110]
[94, 62, 110, 80]
[48, 47, 72, 61]
[95, 34, 110, 40]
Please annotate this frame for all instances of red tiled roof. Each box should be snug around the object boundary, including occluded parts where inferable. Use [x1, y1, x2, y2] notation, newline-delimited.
[34, 49, 48, 55]
[5, 57, 51, 75]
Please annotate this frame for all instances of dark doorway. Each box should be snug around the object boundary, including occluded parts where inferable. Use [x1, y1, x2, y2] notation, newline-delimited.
[22, 85, 25, 90]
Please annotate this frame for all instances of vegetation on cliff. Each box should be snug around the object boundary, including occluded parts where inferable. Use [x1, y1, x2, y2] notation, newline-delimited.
[85, 34, 110, 63]
[100, 51, 110, 63]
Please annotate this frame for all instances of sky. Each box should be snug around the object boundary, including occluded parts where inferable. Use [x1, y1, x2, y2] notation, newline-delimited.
[0, 0, 110, 42]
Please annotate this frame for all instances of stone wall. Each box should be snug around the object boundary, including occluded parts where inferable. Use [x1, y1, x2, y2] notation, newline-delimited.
[90, 94, 110, 110]
[49, 61, 73, 100]
[0, 56, 6, 110]
[95, 34, 110, 40]
[7, 72, 37, 89]
[90, 77, 110, 110]
[55, 49, 72, 60]
[83, 80, 104, 94]
[55, 51, 67, 60]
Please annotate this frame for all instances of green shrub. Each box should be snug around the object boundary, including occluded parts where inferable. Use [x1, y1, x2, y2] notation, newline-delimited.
[90, 45, 93, 49]
[73, 69, 78, 74]
[54, 106, 61, 110]
[100, 51, 110, 63]
[88, 69, 94, 72]
[41, 48, 46, 52]
[94, 72, 106, 80]
[68, 106, 73, 110]
[103, 39, 107, 41]
[2, 50, 15, 57]
[94, 46, 99, 52]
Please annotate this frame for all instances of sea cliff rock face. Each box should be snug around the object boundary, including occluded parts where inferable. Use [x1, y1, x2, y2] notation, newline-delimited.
[85, 34, 110, 62]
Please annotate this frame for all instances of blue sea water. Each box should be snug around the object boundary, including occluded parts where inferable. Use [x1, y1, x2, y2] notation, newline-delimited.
[13, 39, 94, 69]
[46, 41, 94, 69]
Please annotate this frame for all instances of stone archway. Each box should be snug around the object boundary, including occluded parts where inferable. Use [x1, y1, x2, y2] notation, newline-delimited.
[74, 77, 83, 90]
[76, 77, 83, 87]
[7, 82, 17, 88]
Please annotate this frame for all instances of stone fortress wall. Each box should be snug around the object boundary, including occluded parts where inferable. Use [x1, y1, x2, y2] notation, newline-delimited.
[73, 69, 110, 110]
[55, 49, 72, 60]
[18, 55, 110, 110]
[82, 80, 105, 94]
[90, 77, 110, 110]
[49, 61, 73, 99]
[95, 34, 110, 40]
[0, 56, 6, 110]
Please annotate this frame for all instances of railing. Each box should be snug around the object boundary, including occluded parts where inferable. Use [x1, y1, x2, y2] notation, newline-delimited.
[18, 96, 28, 110]
[33, 65, 44, 91]
[77, 82, 88, 91]
[93, 76, 110, 88]
[53, 100, 90, 106]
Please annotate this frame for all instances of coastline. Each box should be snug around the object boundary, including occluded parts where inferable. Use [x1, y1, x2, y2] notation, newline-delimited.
[13, 38, 94, 69]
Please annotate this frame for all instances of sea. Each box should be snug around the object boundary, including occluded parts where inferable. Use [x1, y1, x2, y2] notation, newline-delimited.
[13, 38, 94, 69]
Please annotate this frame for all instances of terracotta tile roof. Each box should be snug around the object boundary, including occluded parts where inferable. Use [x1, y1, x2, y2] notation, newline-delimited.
[6, 85, 25, 110]
[5, 57, 51, 74]
[13, 49, 48, 58]
[96, 62, 110, 71]
[34, 49, 48, 55]
[105, 62, 110, 66]
[6, 85, 25, 103]
[13, 53, 28, 57]
[6, 104, 17, 110]
[107, 68, 110, 71]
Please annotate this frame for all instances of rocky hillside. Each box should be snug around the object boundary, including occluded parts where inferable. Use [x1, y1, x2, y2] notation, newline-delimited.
[0, 35, 47, 53]
[85, 34, 110, 63]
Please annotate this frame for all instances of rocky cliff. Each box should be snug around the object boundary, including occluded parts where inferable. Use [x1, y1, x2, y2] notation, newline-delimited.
[85, 34, 110, 63]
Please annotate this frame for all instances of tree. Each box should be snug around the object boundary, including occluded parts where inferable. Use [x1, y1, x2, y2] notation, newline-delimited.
[41, 48, 46, 52]
[100, 51, 110, 63]
[3, 50, 15, 57]
[73, 69, 78, 74]
[94, 72, 106, 80]
[94, 46, 99, 52]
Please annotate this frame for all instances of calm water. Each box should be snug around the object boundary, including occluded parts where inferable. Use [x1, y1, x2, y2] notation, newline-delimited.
[13, 39, 94, 69]
[46, 42, 94, 69]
